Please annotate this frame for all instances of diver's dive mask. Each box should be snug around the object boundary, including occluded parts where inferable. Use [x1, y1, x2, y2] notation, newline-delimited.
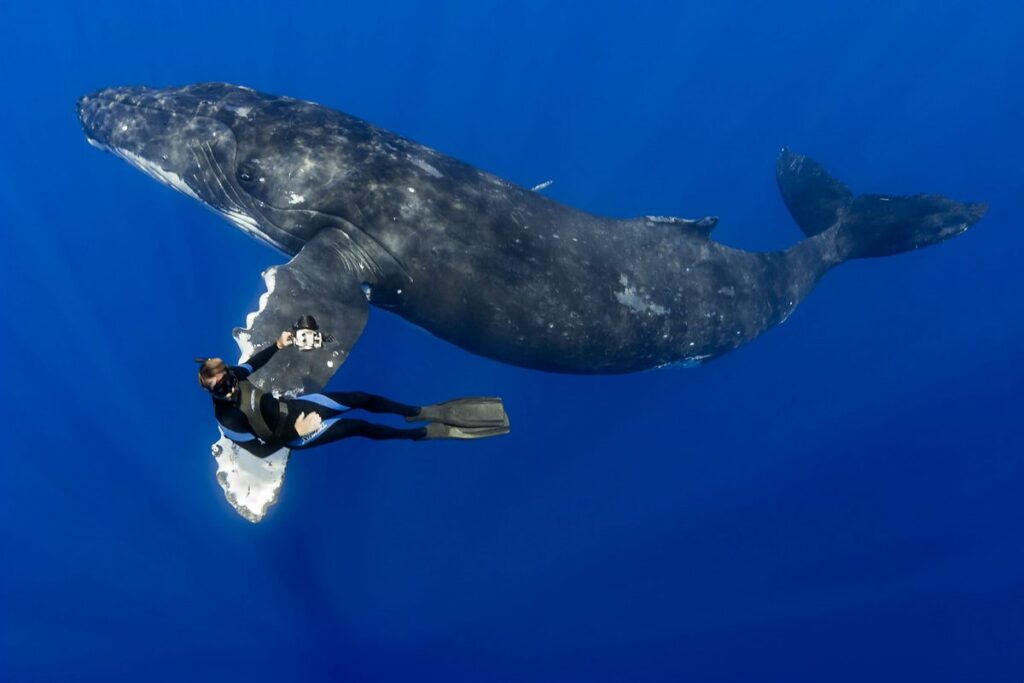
[210, 372, 238, 399]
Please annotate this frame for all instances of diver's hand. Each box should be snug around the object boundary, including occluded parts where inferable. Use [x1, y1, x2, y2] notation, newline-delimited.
[294, 411, 323, 437]
[276, 330, 294, 349]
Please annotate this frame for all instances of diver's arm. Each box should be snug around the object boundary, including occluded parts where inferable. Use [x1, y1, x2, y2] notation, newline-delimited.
[233, 331, 294, 378]
[235, 344, 278, 377]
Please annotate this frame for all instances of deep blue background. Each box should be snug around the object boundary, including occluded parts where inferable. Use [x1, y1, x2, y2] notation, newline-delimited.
[1, 1, 1021, 681]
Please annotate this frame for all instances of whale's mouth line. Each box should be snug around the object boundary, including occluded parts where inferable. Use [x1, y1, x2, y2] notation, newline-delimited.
[108, 144, 202, 203]
[89, 123, 291, 255]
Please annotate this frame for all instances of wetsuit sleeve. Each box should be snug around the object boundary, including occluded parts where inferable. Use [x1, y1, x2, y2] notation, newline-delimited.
[232, 343, 279, 379]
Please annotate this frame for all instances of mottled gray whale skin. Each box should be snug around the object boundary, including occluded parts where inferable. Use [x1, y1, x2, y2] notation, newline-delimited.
[76, 83, 987, 374]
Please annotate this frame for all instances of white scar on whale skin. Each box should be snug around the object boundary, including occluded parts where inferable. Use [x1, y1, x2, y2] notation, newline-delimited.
[410, 156, 443, 178]
[615, 275, 668, 316]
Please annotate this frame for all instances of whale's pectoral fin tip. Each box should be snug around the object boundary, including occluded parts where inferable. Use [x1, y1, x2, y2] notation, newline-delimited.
[211, 432, 289, 523]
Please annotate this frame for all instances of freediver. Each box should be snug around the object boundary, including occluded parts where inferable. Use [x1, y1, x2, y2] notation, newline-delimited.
[197, 323, 509, 458]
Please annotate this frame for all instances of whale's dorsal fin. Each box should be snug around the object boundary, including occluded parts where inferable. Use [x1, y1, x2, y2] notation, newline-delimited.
[644, 215, 720, 238]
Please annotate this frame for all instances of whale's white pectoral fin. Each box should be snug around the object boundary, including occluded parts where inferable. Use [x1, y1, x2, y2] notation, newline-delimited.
[212, 434, 289, 523]
[211, 227, 372, 522]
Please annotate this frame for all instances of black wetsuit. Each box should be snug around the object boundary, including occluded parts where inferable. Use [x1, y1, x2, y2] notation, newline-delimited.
[213, 345, 427, 457]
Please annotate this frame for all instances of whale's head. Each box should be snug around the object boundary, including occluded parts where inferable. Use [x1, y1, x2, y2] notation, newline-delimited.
[77, 83, 331, 254]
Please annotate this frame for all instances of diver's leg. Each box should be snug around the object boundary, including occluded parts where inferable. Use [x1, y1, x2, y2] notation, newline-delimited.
[321, 391, 420, 417]
[289, 394, 351, 417]
[290, 417, 426, 449]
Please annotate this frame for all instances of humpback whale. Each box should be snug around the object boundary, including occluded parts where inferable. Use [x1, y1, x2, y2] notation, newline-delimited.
[77, 83, 986, 519]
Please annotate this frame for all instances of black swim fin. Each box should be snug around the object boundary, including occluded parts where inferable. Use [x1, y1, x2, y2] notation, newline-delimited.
[408, 397, 509, 428]
[422, 422, 510, 440]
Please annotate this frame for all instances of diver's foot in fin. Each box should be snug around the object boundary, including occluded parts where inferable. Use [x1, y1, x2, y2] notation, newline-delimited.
[407, 397, 509, 428]
[422, 422, 510, 440]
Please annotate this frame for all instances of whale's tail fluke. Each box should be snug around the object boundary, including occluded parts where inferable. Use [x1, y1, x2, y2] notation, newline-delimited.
[776, 148, 987, 263]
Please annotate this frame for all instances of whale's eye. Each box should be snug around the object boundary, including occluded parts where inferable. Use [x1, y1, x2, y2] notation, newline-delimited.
[237, 164, 257, 183]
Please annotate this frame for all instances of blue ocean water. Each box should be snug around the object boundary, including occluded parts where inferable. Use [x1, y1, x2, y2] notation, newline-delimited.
[1, 1, 1022, 680]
